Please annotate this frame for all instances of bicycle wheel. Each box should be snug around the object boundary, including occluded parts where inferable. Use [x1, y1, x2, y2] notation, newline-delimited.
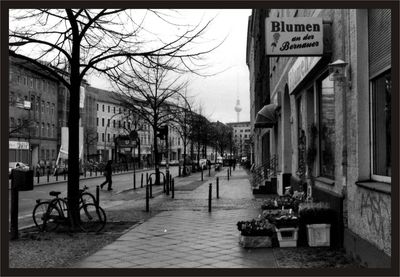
[79, 203, 106, 233]
[32, 202, 61, 232]
[80, 192, 96, 207]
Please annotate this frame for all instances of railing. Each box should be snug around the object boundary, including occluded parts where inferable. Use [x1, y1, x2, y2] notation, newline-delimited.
[250, 155, 277, 188]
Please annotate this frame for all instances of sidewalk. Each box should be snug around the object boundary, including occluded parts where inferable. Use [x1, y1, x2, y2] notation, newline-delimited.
[74, 167, 277, 268]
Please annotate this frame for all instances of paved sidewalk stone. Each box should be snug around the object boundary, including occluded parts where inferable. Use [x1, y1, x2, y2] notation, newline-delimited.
[74, 167, 278, 268]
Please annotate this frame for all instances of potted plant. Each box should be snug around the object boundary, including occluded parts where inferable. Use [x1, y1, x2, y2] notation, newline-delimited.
[299, 202, 336, 247]
[237, 217, 275, 248]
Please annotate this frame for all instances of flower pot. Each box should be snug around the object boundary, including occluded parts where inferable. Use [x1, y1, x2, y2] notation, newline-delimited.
[306, 223, 330, 247]
[276, 227, 298, 247]
[239, 234, 272, 248]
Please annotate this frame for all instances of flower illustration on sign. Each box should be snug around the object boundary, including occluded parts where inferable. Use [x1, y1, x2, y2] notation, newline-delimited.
[271, 33, 280, 52]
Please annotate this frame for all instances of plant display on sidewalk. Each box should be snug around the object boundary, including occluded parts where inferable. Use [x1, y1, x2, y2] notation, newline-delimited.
[261, 195, 302, 212]
[298, 202, 336, 225]
[237, 218, 275, 236]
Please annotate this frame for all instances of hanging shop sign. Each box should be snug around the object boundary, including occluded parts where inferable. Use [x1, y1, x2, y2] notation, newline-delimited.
[288, 56, 321, 94]
[266, 17, 323, 56]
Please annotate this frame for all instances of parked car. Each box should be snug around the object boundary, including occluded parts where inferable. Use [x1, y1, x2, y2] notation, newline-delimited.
[160, 160, 166, 166]
[216, 157, 223, 165]
[9, 162, 29, 178]
[169, 160, 179, 166]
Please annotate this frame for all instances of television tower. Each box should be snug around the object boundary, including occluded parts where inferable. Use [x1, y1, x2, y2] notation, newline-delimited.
[234, 98, 242, 122]
[234, 72, 242, 122]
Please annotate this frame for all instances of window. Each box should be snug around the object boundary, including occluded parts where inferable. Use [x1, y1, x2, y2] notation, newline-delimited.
[41, 149, 45, 160]
[46, 150, 49, 160]
[47, 123, 50, 137]
[123, 121, 126, 128]
[97, 117, 99, 126]
[52, 124, 55, 137]
[41, 123, 45, 136]
[102, 118, 104, 127]
[113, 134, 116, 141]
[52, 150, 55, 159]
[318, 75, 335, 179]
[102, 133, 105, 142]
[113, 107, 116, 113]
[102, 105, 104, 112]
[97, 104, 99, 111]
[372, 70, 391, 178]
[108, 133, 110, 142]
[107, 119, 110, 127]
[29, 78, 34, 88]
[36, 122, 39, 136]
[108, 106, 110, 113]
[47, 102, 50, 114]
[41, 101, 45, 113]
[113, 120, 116, 128]
[98, 133, 100, 142]
[119, 107, 121, 113]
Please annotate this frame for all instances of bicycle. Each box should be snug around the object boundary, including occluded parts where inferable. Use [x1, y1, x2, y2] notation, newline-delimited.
[32, 186, 106, 233]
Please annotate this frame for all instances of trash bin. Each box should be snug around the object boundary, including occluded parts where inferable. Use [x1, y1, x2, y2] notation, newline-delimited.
[12, 169, 34, 191]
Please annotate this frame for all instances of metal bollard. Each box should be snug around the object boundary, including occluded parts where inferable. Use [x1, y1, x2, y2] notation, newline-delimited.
[10, 177, 19, 240]
[141, 173, 143, 188]
[227, 169, 229, 181]
[172, 178, 175, 199]
[95, 168, 98, 176]
[146, 184, 149, 212]
[149, 177, 153, 198]
[64, 171, 66, 180]
[47, 170, 50, 182]
[217, 177, 219, 199]
[178, 166, 181, 177]
[90, 169, 92, 177]
[163, 174, 166, 193]
[37, 172, 40, 184]
[55, 172, 58, 182]
[208, 183, 212, 212]
[201, 168, 203, 181]
[84, 170, 86, 178]
[133, 173, 136, 190]
[209, 165, 211, 177]
[146, 172, 149, 185]
[96, 186, 100, 207]
[166, 173, 170, 196]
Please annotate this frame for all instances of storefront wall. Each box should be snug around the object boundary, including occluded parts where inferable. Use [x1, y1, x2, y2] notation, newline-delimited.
[267, 8, 391, 266]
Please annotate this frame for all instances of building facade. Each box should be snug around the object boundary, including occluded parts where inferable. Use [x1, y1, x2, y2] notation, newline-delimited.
[9, 57, 59, 168]
[227, 121, 251, 159]
[248, 9, 393, 267]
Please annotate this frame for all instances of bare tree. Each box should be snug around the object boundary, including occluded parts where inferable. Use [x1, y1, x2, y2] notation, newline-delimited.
[110, 56, 189, 186]
[210, 121, 232, 159]
[9, 9, 219, 227]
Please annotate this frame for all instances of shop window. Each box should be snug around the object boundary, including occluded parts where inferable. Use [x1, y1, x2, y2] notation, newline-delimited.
[318, 75, 335, 179]
[371, 70, 391, 179]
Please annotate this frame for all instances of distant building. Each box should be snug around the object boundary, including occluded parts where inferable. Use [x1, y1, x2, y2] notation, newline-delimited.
[227, 121, 251, 159]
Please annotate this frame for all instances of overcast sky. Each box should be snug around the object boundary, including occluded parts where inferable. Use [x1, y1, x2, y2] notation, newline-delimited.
[88, 9, 252, 124]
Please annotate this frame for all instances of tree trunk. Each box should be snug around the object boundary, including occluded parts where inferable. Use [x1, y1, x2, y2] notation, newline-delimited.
[153, 126, 160, 186]
[67, 75, 81, 230]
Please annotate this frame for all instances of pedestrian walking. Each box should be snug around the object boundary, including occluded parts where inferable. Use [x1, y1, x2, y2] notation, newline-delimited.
[100, 160, 113, 191]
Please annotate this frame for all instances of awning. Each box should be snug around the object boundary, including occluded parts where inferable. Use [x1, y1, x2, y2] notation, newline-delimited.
[254, 104, 278, 128]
